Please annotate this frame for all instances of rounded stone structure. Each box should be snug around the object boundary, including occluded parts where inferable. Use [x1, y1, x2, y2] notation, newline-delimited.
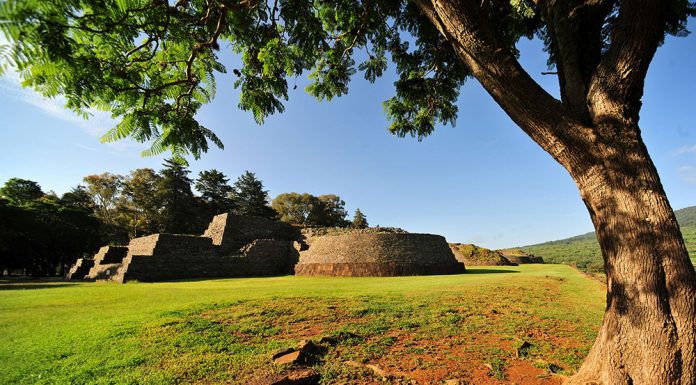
[294, 233, 466, 276]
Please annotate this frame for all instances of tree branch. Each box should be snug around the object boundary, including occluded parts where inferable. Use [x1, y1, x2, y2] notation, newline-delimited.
[587, 0, 669, 127]
[537, 0, 613, 122]
[413, 0, 596, 173]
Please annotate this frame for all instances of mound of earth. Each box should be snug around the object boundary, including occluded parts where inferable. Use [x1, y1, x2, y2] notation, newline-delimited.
[295, 231, 465, 276]
[498, 248, 545, 264]
[449, 243, 517, 266]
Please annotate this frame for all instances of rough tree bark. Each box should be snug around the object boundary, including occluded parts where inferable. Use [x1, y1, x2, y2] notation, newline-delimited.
[413, 0, 696, 383]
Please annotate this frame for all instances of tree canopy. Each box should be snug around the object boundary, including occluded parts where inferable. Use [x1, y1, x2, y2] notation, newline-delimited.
[0, 0, 677, 160]
[0, 178, 44, 205]
[232, 171, 276, 219]
[352, 207, 368, 229]
[272, 192, 349, 226]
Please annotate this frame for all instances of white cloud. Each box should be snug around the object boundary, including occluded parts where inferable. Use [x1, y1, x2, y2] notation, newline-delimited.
[0, 75, 114, 138]
[675, 144, 696, 155]
[677, 166, 696, 184]
[1, 32, 123, 140]
[0, 55, 147, 154]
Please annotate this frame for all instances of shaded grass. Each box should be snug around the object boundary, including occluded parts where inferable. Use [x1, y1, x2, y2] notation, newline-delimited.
[0, 265, 605, 384]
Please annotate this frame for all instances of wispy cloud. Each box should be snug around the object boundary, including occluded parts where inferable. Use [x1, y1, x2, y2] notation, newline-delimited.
[675, 144, 696, 155]
[0, 73, 114, 138]
[1, 32, 124, 139]
[0, 41, 149, 155]
[678, 166, 696, 184]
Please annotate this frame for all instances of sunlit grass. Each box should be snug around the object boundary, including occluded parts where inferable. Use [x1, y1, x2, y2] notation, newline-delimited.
[0, 265, 605, 384]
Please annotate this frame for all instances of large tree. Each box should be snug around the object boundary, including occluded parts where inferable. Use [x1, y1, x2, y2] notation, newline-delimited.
[157, 159, 198, 233]
[1, 1, 695, 383]
[0, 178, 44, 205]
[195, 169, 236, 216]
[120, 168, 163, 237]
[232, 171, 276, 219]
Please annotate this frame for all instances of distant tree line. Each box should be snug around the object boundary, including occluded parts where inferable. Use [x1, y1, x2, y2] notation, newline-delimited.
[0, 160, 367, 276]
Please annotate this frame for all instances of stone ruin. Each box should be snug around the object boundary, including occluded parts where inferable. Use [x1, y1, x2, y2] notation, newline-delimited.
[449, 243, 517, 266]
[67, 213, 300, 282]
[498, 248, 545, 264]
[295, 228, 466, 277]
[67, 215, 469, 281]
[449, 244, 546, 266]
[498, 249, 545, 265]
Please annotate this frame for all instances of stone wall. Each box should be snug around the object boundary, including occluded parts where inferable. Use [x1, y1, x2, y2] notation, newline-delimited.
[68, 213, 301, 283]
[204, 213, 299, 253]
[295, 233, 465, 277]
[86, 246, 129, 280]
[116, 235, 297, 282]
[65, 258, 94, 280]
[93, 246, 128, 264]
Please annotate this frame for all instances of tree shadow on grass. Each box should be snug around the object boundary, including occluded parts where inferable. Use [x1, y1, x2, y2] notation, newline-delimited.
[464, 268, 520, 274]
[0, 283, 77, 290]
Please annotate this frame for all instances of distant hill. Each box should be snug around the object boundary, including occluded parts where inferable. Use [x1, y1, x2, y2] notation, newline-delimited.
[516, 206, 696, 272]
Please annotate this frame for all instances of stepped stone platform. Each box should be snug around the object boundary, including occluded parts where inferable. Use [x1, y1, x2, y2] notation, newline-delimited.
[65, 258, 95, 280]
[67, 213, 300, 282]
[295, 232, 466, 277]
[449, 243, 517, 266]
[498, 249, 545, 264]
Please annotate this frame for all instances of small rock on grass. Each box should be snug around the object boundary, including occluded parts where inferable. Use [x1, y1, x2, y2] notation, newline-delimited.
[272, 348, 297, 361]
[253, 368, 320, 385]
[345, 361, 387, 380]
[273, 350, 301, 365]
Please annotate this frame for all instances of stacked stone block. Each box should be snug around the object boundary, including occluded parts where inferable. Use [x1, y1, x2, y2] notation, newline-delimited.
[295, 232, 465, 277]
[68, 214, 300, 283]
[65, 258, 95, 280]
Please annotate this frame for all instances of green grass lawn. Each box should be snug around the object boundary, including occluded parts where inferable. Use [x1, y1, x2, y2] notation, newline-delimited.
[0, 265, 605, 385]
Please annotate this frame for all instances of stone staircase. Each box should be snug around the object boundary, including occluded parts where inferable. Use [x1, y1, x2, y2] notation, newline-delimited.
[85, 246, 129, 281]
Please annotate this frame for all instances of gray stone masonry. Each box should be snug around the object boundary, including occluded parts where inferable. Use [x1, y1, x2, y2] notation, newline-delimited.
[67, 214, 300, 282]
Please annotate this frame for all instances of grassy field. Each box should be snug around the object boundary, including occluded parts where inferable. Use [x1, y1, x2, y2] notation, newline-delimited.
[0, 265, 605, 385]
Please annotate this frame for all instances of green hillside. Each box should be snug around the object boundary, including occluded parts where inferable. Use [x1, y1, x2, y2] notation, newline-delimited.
[518, 206, 696, 272]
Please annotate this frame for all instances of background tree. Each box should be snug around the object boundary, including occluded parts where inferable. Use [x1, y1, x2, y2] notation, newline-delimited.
[273, 193, 349, 226]
[0, 178, 44, 205]
[83, 173, 127, 243]
[195, 169, 236, 217]
[0, 182, 100, 276]
[2, 0, 696, 382]
[316, 194, 349, 227]
[157, 159, 198, 234]
[119, 168, 162, 237]
[232, 171, 276, 219]
[352, 208, 368, 229]
[83, 173, 123, 225]
[59, 185, 95, 211]
[272, 192, 322, 225]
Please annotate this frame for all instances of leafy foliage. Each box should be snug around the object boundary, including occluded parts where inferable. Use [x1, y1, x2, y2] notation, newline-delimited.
[232, 171, 276, 219]
[271, 192, 349, 226]
[0, 0, 476, 157]
[119, 168, 162, 237]
[157, 159, 199, 233]
[0, 186, 101, 276]
[0, 178, 44, 205]
[195, 169, 236, 216]
[352, 207, 368, 229]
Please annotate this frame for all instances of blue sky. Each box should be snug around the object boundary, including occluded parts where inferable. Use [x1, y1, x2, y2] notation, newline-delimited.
[1, 33, 695, 249]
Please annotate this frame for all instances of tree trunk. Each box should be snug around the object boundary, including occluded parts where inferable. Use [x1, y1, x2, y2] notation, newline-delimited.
[411, 0, 696, 382]
[564, 126, 696, 384]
